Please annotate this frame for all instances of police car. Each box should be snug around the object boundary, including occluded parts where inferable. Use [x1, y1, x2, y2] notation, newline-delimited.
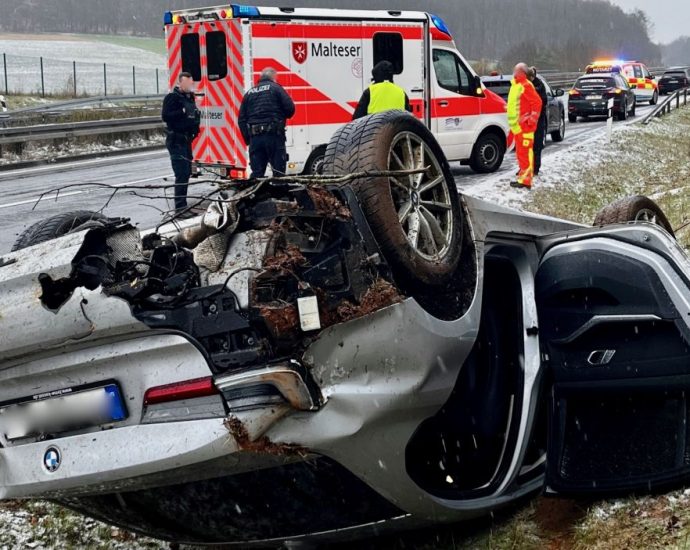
[585, 60, 659, 105]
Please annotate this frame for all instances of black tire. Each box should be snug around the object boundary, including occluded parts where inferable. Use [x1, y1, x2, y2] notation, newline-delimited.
[468, 132, 505, 174]
[11, 210, 107, 252]
[630, 98, 636, 117]
[593, 195, 674, 236]
[551, 114, 565, 142]
[568, 113, 577, 123]
[303, 146, 326, 175]
[323, 111, 463, 287]
[649, 90, 658, 105]
[616, 100, 627, 121]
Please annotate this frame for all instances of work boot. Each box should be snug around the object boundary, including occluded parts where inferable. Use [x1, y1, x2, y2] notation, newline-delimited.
[510, 180, 531, 190]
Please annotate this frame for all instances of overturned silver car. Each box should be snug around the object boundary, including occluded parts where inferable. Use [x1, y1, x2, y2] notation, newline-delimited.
[1, 111, 688, 547]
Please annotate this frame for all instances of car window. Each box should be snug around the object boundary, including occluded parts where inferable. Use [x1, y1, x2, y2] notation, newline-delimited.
[482, 80, 511, 98]
[433, 49, 472, 95]
[616, 75, 629, 89]
[373, 33, 404, 75]
[576, 77, 615, 89]
[540, 78, 553, 96]
[181, 33, 202, 82]
[642, 66, 652, 79]
[621, 65, 635, 79]
[633, 65, 643, 79]
[206, 31, 228, 81]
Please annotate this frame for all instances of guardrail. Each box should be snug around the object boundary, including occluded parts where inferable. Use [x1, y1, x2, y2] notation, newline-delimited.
[9, 94, 165, 115]
[0, 116, 164, 146]
[642, 88, 690, 124]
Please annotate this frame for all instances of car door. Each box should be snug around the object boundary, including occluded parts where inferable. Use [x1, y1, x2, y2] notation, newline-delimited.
[430, 48, 481, 161]
[535, 228, 690, 495]
[540, 78, 558, 133]
[618, 75, 635, 108]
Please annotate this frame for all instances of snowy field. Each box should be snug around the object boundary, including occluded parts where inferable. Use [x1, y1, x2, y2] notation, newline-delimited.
[0, 34, 166, 96]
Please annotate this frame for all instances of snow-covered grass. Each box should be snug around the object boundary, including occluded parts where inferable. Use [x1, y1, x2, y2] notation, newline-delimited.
[0, 132, 165, 166]
[0, 500, 164, 549]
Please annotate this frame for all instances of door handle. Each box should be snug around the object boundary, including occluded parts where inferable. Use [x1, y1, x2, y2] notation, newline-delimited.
[439, 101, 449, 107]
[410, 87, 424, 93]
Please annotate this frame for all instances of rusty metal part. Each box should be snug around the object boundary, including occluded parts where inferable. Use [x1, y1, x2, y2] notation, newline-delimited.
[224, 415, 308, 457]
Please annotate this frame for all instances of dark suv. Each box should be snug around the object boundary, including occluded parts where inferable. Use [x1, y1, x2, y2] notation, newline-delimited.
[659, 68, 690, 95]
[481, 73, 566, 141]
[568, 73, 636, 122]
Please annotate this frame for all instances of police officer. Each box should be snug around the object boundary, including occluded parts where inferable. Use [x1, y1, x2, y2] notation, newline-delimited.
[162, 72, 200, 215]
[352, 60, 412, 120]
[238, 67, 296, 179]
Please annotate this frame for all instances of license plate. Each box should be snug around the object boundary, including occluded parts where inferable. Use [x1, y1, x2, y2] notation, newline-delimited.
[0, 382, 127, 441]
[204, 165, 228, 178]
[668, 80, 678, 84]
[586, 95, 602, 100]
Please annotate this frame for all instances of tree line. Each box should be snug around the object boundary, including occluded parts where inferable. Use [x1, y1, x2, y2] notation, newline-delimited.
[0, 0, 667, 70]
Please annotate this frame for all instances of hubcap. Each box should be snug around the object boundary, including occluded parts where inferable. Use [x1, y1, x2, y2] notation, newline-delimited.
[479, 142, 498, 166]
[388, 132, 453, 260]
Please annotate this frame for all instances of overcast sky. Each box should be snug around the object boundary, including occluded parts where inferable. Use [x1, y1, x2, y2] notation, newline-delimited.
[608, 0, 689, 43]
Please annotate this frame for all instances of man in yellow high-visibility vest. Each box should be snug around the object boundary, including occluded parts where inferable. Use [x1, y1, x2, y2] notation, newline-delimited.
[353, 61, 412, 119]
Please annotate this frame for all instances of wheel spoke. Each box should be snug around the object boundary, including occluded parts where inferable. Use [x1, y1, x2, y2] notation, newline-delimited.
[421, 200, 452, 211]
[419, 175, 445, 194]
[389, 176, 410, 192]
[390, 150, 406, 170]
[421, 206, 447, 250]
[398, 201, 413, 224]
[408, 211, 421, 249]
[418, 211, 439, 255]
[405, 136, 416, 188]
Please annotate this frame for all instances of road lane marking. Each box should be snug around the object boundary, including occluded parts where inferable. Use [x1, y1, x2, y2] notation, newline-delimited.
[0, 175, 173, 210]
[0, 150, 168, 180]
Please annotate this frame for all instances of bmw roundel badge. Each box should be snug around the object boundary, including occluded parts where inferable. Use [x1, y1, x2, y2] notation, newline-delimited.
[43, 446, 61, 473]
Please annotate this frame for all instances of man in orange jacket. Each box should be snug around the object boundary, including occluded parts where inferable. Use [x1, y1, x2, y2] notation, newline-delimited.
[507, 63, 542, 189]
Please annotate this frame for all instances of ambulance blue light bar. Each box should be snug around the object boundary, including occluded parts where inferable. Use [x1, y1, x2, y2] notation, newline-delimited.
[430, 14, 452, 37]
[232, 4, 261, 17]
[163, 11, 173, 25]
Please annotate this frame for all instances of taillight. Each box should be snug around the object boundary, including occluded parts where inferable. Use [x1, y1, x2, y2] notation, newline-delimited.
[144, 377, 219, 405]
[569, 89, 581, 96]
[611, 88, 623, 95]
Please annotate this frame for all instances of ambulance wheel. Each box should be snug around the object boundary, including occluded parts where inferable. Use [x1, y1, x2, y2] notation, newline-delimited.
[469, 132, 505, 173]
[11, 210, 108, 252]
[304, 146, 326, 175]
[593, 195, 674, 236]
[323, 111, 463, 288]
[649, 90, 658, 105]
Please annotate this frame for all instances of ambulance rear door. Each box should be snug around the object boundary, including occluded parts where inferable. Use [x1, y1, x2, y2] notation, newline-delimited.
[168, 18, 247, 171]
[360, 21, 427, 121]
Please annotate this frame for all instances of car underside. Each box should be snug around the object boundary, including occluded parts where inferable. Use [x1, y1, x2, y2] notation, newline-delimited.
[1, 111, 689, 547]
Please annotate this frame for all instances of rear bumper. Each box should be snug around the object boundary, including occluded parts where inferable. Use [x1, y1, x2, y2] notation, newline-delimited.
[568, 100, 621, 115]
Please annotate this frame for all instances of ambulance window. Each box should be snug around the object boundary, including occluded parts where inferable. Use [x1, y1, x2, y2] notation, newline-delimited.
[633, 65, 643, 79]
[207, 31, 228, 81]
[181, 33, 202, 81]
[433, 49, 472, 95]
[373, 33, 404, 75]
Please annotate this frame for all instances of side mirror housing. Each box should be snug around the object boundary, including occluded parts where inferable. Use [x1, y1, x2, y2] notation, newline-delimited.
[473, 75, 485, 97]
[555, 88, 565, 97]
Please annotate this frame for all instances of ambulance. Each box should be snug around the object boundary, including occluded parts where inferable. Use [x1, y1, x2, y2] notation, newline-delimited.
[585, 60, 659, 105]
[163, 4, 510, 177]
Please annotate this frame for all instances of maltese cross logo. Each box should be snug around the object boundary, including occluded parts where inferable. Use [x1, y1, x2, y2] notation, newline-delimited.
[292, 41, 308, 64]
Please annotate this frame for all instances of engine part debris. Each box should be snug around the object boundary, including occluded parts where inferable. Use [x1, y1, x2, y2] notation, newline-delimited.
[335, 279, 403, 323]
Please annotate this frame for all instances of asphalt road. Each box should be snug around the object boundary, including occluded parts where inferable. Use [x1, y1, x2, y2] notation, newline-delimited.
[0, 104, 655, 255]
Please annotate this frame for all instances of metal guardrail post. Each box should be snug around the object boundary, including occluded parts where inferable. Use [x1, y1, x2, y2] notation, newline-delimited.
[40, 57, 45, 98]
[2, 53, 7, 95]
[132, 66, 136, 95]
[677, 92, 680, 110]
[156, 68, 160, 94]
[73, 61, 77, 98]
[103, 63, 107, 97]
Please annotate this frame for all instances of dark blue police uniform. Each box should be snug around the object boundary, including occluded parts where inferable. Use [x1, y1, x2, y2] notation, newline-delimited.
[238, 77, 296, 178]
[161, 87, 200, 212]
